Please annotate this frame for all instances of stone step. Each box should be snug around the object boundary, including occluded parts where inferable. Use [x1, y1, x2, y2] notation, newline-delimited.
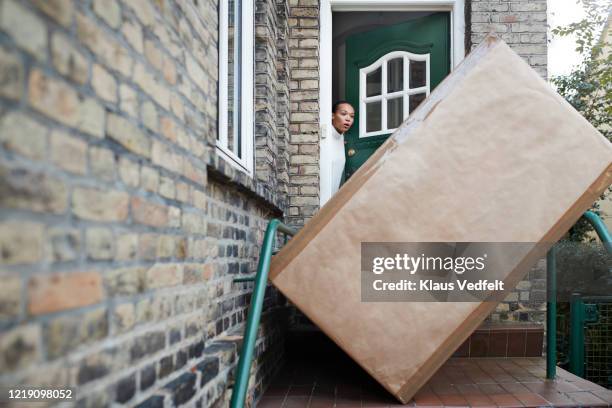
[287, 321, 544, 358]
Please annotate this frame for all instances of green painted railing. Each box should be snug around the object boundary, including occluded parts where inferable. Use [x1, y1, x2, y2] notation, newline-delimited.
[230, 219, 296, 408]
[546, 246, 557, 379]
[547, 210, 612, 380]
[231, 212, 608, 405]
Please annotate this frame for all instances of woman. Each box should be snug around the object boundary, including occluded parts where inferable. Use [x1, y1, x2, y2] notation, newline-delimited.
[330, 100, 355, 193]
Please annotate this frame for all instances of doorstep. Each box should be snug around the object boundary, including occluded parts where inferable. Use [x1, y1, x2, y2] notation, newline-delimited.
[257, 330, 611, 407]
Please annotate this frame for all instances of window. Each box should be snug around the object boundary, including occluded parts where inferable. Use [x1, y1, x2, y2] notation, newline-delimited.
[218, 0, 254, 175]
[359, 51, 430, 138]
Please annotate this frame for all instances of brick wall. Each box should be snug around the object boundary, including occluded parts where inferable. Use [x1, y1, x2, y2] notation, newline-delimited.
[0, 0, 290, 406]
[287, 0, 320, 228]
[469, 0, 548, 79]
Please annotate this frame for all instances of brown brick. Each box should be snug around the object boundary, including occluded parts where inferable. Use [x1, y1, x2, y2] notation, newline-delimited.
[0, 165, 68, 214]
[144, 39, 163, 71]
[291, 7, 318, 18]
[290, 28, 319, 38]
[119, 84, 139, 117]
[0, 0, 47, 60]
[89, 146, 115, 181]
[115, 233, 138, 261]
[93, 0, 121, 29]
[118, 157, 140, 187]
[77, 13, 133, 76]
[104, 266, 145, 296]
[168, 206, 181, 228]
[113, 303, 135, 333]
[131, 196, 169, 227]
[124, 0, 157, 27]
[181, 212, 206, 235]
[141, 100, 158, 131]
[132, 62, 170, 110]
[188, 238, 208, 259]
[156, 234, 176, 258]
[122, 19, 144, 53]
[86, 227, 114, 260]
[51, 130, 87, 175]
[185, 54, 208, 94]
[145, 263, 183, 289]
[28, 271, 104, 315]
[182, 160, 206, 186]
[292, 112, 318, 122]
[170, 94, 185, 121]
[31, 0, 73, 27]
[92, 64, 117, 103]
[291, 133, 318, 143]
[51, 33, 89, 85]
[176, 182, 190, 203]
[72, 187, 129, 221]
[152, 140, 183, 174]
[46, 227, 80, 263]
[290, 196, 318, 206]
[140, 165, 159, 192]
[106, 113, 151, 157]
[0, 46, 23, 100]
[291, 154, 317, 164]
[29, 69, 105, 138]
[0, 274, 21, 319]
[0, 111, 47, 160]
[0, 324, 41, 372]
[45, 307, 108, 358]
[138, 233, 158, 260]
[163, 58, 177, 85]
[191, 190, 206, 212]
[159, 176, 175, 199]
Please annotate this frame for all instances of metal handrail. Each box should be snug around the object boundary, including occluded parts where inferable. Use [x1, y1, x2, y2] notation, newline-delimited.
[230, 219, 296, 408]
[232, 212, 608, 402]
[546, 210, 612, 379]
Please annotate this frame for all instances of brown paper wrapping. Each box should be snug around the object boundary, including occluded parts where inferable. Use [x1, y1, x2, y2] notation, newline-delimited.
[269, 36, 612, 403]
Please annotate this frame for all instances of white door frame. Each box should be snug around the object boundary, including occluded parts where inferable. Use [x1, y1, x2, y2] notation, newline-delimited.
[319, 0, 465, 205]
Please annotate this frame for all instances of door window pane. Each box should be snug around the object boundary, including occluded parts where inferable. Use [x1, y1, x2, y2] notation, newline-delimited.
[366, 67, 382, 97]
[409, 93, 426, 113]
[409, 60, 426, 88]
[387, 58, 403, 93]
[387, 97, 403, 129]
[360, 52, 430, 136]
[366, 101, 382, 132]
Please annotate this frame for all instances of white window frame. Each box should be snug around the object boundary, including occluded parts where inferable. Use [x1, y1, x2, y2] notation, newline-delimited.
[359, 51, 430, 138]
[218, 0, 254, 176]
[319, 0, 465, 205]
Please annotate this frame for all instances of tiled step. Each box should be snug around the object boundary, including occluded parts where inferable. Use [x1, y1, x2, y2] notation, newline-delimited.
[453, 322, 544, 358]
[289, 321, 545, 359]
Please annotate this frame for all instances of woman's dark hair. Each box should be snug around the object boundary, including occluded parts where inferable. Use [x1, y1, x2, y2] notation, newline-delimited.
[332, 100, 352, 113]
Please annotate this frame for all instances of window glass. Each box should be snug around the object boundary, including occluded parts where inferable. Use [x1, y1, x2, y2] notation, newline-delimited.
[217, 0, 253, 174]
[387, 58, 403, 93]
[387, 97, 403, 129]
[366, 67, 382, 97]
[366, 101, 382, 132]
[410, 60, 426, 88]
[409, 93, 427, 113]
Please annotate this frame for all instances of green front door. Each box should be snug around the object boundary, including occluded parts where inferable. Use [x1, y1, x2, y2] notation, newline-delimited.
[344, 13, 451, 178]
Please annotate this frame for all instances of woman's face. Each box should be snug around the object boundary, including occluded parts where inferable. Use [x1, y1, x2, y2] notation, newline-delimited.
[332, 103, 355, 134]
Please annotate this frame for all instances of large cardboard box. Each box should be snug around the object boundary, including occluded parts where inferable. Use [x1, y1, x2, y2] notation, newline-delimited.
[269, 36, 612, 403]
